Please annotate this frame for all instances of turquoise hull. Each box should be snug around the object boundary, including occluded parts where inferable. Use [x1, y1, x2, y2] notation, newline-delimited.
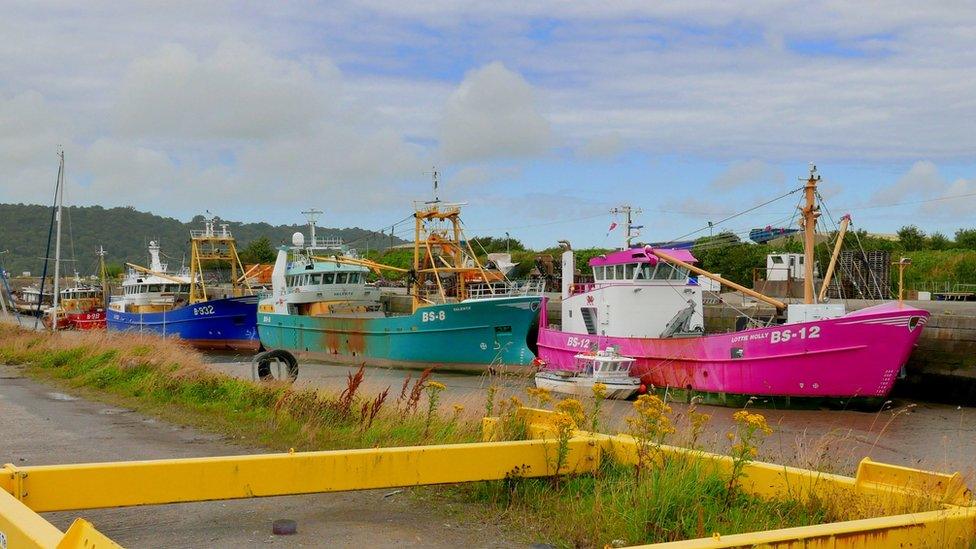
[257, 296, 542, 372]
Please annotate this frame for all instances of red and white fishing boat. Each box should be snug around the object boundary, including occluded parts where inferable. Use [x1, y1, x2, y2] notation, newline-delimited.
[537, 165, 929, 405]
[43, 272, 106, 331]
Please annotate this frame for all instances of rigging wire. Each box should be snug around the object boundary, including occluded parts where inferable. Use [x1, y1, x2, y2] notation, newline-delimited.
[817, 191, 887, 300]
[668, 187, 805, 243]
[839, 190, 976, 212]
[466, 211, 608, 234]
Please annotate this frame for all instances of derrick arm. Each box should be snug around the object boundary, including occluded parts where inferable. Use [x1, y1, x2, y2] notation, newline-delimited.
[310, 255, 409, 275]
[648, 248, 787, 311]
[124, 263, 188, 284]
[818, 214, 850, 302]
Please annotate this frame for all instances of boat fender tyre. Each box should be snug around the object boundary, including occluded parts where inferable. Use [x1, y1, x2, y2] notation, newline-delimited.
[255, 349, 299, 382]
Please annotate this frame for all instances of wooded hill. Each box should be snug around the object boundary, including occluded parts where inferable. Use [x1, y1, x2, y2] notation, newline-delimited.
[0, 203, 404, 276]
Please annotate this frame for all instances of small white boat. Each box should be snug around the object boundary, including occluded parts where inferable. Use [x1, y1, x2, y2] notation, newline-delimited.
[534, 347, 641, 400]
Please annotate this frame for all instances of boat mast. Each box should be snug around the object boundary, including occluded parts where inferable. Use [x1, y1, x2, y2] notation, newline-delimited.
[97, 245, 108, 309]
[610, 205, 643, 249]
[800, 164, 821, 304]
[52, 148, 65, 331]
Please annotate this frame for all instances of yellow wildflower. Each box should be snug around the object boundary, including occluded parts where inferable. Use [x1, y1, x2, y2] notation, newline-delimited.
[591, 382, 608, 399]
[552, 411, 575, 431]
[555, 398, 586, 426]
[452, 404, 465, 415]
[526, 386, 553, 406]
[426, 381, 447, 391]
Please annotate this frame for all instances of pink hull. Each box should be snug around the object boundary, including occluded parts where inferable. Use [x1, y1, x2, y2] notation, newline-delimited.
[538, 302, 929, 399]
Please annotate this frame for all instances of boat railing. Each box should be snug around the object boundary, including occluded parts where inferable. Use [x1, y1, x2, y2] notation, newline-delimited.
[189, 227, 233, 239]
[570, 282, 595, 295]
[466, 279, 546, 299]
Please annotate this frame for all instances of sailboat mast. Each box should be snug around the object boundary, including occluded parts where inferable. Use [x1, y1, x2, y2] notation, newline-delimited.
[98, 245, 108, 309]
[52, 149, 65, 330]
[801, 164, 821, 305]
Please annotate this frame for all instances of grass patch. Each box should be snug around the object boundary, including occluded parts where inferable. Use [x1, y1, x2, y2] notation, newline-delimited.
[0, 325, 477, 451]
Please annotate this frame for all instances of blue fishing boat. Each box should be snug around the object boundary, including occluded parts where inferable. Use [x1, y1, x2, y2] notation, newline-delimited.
[749, 226, 800, 244]
[107, 218, 259, 351]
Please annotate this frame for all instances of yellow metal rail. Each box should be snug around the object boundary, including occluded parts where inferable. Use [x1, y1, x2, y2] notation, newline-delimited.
[1, 407, 973, 548]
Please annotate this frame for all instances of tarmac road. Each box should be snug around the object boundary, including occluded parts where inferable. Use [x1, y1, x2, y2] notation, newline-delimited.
[0, 364, 516, 548]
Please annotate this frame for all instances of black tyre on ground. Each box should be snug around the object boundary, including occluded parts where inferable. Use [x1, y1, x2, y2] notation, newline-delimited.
[254, 349, 299, 382]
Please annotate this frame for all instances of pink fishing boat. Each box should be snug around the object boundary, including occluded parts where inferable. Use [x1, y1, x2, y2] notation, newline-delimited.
[536, 166, 929, 406]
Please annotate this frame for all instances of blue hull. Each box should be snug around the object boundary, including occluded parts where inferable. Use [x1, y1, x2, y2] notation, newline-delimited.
[107, 296, 260, 351]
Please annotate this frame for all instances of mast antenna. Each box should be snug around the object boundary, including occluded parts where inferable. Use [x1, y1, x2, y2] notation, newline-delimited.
[610, 205, 644, 249]
[424, 167, 441, 204]
[301, 208, 323, 248]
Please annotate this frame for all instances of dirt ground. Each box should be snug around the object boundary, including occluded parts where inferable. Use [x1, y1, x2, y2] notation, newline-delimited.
[0, 365, 518, 548]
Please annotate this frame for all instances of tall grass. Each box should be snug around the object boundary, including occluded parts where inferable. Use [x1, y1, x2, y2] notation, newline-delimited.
[0, 325, 477, 451]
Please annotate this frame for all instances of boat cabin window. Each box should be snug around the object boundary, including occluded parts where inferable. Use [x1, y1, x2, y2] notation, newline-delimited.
[322, 273, 335, 284]
[615, 264, 624, 279]
[625, 264, 636, 280]
[310, 274, 321, 284]
[336, 273, 348, 284]
[592, 266, 603, 281]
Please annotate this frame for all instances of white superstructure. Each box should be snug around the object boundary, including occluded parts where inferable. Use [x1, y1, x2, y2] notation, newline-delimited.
[109, 241, 191, 313]
[558, 247, 705, 340]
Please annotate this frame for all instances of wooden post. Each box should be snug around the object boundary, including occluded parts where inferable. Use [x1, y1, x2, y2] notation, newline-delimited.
[895, 257, 912, 304]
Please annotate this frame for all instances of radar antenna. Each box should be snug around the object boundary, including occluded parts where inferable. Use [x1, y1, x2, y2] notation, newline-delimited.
[301, 208, 323, 248]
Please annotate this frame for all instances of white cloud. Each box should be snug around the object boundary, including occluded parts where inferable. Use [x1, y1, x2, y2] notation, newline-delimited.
[440, 62, 552, 162]
[711, 160, 784, 190]
[869, 160, 976, 218]
[114, 41, 333, 140]
[2, 2, 976, 239]
[0, 40, 429, 218]
[577, 132, 625, 160]
[449, 164, 524, 189]
[872, 160, 943, 203]
[0, 92, 74, 203]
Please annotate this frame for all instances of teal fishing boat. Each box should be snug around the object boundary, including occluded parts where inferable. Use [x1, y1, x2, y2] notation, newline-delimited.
[257, 201, 544, 372]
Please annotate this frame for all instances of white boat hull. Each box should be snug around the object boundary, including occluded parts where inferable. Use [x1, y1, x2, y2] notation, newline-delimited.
[534, 372, 639, 400]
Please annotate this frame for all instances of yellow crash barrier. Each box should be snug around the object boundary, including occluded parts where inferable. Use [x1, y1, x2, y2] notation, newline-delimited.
[639, 506, 976, 548]
[2, 437, 598, 513]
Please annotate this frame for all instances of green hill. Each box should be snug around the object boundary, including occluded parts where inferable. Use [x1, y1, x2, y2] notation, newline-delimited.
[0, 203, 404, 276]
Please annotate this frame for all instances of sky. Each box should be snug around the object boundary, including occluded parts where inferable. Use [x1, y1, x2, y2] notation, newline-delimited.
[1, 1, 975, 250]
